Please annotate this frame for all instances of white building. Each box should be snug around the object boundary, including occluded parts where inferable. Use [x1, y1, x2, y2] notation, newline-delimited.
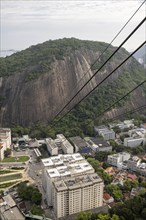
[56, 134, 74, 154]
[128, 128, 146, 138]
[0, 140, 6, 161]
[123, 120, 134, 128]
[94, 126, 115, 140]
[46, 138, 58, 156]
[88, 140, 99, 152]
[124, 137, 144, 147]
[107, 152, 131, 167]
[127, 156, 141, 171]
[0, 128, 11, 148]
[41, 153, 104, 218]
[88, 138, 112, 153]
[53, 173, 103, 218]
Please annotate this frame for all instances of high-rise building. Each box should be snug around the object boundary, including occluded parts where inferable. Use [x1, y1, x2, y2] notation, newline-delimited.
[41, 153, 104, 218]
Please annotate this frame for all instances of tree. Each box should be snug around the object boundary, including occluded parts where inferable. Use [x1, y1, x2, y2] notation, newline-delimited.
[95, 151, 111, 162]
[141, 208, 146, 219]
[30, 204, 44, 216]
[4, 148, 11, 157]
[97, 213, 120, 220]
[75, 212, 91, 220]
[102, 162, 110, 169]
[31, 191, 42, 205]
[106, 184, 123, 201]
[102, 172, 112, 185]
[87, 158, 100, 171]
[17, 183, 42, 205]
[123, 180, 132, 191]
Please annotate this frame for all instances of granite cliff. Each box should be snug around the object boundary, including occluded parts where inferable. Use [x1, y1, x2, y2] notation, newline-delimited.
[0, 38, 145, 127]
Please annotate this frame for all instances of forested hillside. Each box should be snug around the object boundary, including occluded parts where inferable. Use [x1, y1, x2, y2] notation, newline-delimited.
[0, 38, 145, 135]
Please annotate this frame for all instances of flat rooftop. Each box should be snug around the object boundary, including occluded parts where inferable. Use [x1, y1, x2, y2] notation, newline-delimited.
[3, 194, 16, 207]
[69, 136, 87, 148]
[91, 138, 110, 148]
[46, 138, 58, 149]
[53, 173, 103, 191]
[42, 153, 84, 167]
[46, 161, 94, 178]
[1, 206, 25, 220]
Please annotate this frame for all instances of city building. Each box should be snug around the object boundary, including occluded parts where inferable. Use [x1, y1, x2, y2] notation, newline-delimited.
[103, 193, 114, 204]
[94, 126, 115, 140]
[123, 120, 134, 128]
[41, 153, 104, 219]
[124, 137, 144, 147]
[128, 128, 146, 138]
[46, 138, 58, 155]
[127, 156, 141, 171]
[0, 140, 6, 161]
[87, 140, 99, 153]
[0, 128, 11, 148]
[0, 194, 25, 220]
[53, 173, 103, 218]
[69, 136, 90, 153]
[56, 134, 74, 154]
[90, 138, 112, 152]
[107, 152, 131, 167]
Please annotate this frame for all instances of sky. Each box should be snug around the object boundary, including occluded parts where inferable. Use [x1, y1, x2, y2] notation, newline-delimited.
[0, 0, 145, 55]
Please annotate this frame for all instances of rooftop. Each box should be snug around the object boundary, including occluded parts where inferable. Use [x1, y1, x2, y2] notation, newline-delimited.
[91, 138, 110, 148]
[42, 153, 84, 167]
[46, 138, 58, 149]
[46, 161, 94, 178]
[53, 173, 102, 191]
[69, 136, 87, 148]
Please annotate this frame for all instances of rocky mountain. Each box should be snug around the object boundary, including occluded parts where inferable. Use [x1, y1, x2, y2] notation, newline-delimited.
[0, 38, 145, 127]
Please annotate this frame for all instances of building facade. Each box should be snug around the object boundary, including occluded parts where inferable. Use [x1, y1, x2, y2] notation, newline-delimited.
[46, 138, 58, 155]
[41, 154, 104, 218]
[124, 137, 144, 148]
[0, 128, 11, 148]
[56, 134, 74, 154]
[53, 174, 103, 218]
[107, 152, 131, 167]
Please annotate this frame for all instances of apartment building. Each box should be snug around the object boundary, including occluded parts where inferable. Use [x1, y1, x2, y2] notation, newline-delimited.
[53, 173, 103, 218]
[107, 152, 131, 167]
[127, 156, 141, 171]
[56, 134, 74, 154]
[94, 126, 115, 140]
[41, 153, 103, 218]
[124, 137, 144, 147]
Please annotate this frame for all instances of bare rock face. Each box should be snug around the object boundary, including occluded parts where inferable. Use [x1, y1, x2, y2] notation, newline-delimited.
[0, 49, 98, 126]
[0, 39, 145, 126]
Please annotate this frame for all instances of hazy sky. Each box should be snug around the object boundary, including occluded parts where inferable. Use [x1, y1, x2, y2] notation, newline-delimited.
[1, 0, 145, 53]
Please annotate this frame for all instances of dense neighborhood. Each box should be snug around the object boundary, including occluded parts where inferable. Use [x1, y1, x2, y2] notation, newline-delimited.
[0, 119, 146, 220]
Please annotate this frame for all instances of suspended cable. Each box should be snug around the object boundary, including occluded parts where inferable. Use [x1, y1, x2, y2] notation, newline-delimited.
[54, 41, 146, 124]
[97, 80, 146, 118]
[62, 0, 145, 98]
[53, 17, 146, 120]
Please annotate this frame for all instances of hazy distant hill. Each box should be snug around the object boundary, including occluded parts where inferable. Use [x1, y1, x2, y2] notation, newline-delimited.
[0, 38, 145, 128]
[133, 44, 146, 65]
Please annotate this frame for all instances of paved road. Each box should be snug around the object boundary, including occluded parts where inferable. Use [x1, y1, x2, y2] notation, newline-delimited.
[1, 146, 55, 219]
[0, 162, 28, 167]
